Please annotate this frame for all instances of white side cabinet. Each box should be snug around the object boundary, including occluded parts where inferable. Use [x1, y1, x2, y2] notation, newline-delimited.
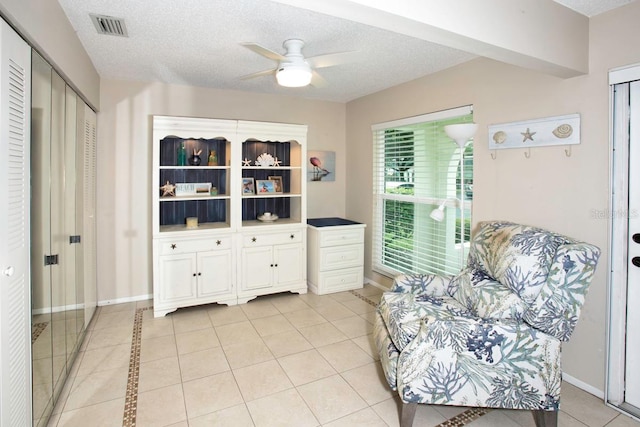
[238, 227, 306, 303]
[307, 218, 365, 295]
[153, 234, 236, 317]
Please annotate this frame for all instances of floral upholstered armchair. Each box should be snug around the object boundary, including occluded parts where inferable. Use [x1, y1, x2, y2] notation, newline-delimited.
[374, 221, 600, 427]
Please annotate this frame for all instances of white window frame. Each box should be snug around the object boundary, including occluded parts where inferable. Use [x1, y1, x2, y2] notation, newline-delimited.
[371, 105, 473, 278]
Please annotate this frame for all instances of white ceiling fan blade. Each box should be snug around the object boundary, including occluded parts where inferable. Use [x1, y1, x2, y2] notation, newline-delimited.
[240, 42, 286, 61]
[307, 51, 357, 69]
[310, 70, 328, 88]
[239, 68, 275, 80]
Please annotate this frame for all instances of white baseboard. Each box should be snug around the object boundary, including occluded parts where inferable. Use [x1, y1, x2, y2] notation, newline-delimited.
[98, 294, 152, 307]
[364, 276, 389, 291]
[563, 372, 604, 399]
[32, 303, 84, 316]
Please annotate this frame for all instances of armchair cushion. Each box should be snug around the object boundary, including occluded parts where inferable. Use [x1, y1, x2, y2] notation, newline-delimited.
[378, 292, 471, 351]
[453, 269, 528, 320]
[469, 222, 566, 305]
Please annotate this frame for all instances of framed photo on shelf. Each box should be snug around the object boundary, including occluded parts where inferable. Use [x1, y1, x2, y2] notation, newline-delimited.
[242, 177, 255, 195]
[256, 179, 276, 194]
[268, 176, 283, 194]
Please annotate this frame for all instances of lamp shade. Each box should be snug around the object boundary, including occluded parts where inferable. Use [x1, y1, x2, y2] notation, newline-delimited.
[276, 62, 312, 87]
[429, 201, 446, 222]
[444, 123, 478, 147]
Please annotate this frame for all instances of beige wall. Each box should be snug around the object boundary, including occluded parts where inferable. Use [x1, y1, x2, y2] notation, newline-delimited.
[0, 0, 100, 108]
[96, 79, 346, 303]
[345, 2, 640, 393]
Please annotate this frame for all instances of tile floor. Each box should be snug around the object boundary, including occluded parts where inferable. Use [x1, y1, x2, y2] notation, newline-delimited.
[46, 285, 640, 427]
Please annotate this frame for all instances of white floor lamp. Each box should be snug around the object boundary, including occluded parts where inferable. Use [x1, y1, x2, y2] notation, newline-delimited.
[430, 123, 478, 266]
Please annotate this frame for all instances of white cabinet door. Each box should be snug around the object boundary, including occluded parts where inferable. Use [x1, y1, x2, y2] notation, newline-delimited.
[159, 253, 197, 302]
[241, 246, 274, 291]
[198, 250, 233, 298]
[0, 18, 31, 427]
[274, 243, 303, 287]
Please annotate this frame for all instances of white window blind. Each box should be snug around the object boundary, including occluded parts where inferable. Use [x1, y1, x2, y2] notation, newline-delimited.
[372, 106, 474, 277]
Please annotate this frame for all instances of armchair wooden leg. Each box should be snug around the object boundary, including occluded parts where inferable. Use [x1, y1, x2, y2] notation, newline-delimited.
[401, 402, 418, 427]
[532, 410, 558, 427]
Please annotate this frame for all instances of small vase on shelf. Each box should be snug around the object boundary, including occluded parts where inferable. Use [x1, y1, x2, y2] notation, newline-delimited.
[177, 142, 187, 166]
[208, 149, 218, 166]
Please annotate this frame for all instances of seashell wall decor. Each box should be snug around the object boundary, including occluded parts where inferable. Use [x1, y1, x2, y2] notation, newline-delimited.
[552, 124, 573, 138]
[488, 113, 580, 152]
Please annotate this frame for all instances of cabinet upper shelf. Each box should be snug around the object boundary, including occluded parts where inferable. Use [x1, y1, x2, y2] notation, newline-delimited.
[160, 166, 230, 170]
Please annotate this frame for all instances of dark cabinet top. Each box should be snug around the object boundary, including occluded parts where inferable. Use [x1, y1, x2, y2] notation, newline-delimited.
[307, 217, 362, 227]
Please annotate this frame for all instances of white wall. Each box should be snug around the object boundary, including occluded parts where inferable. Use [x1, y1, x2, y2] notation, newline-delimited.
[96, 79, 346, 303]
[345, 2, 640, 393]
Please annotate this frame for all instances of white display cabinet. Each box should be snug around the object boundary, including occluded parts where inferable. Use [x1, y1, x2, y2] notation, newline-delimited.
[152, 116, 307, 317]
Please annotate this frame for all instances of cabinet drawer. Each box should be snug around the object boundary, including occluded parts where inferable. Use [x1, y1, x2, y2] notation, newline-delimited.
[158, 237, 231, 255]
[319, 244, 363, 271]
[242, 231, 303, 247]
[317, 268, 363, 294]
[319, 228, 364, 247]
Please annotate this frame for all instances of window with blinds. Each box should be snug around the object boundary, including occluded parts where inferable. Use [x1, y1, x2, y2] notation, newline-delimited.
[372, 106, 474, 277]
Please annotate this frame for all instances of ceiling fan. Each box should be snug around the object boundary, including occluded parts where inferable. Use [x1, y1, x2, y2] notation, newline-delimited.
[240, 39, 356, 88]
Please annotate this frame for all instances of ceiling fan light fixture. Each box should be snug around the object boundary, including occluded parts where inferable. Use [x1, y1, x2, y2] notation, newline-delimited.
[276, 63, 312, 87]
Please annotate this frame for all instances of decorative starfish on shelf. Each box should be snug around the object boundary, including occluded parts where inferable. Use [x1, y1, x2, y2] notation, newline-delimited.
[273, 157, 281, 167]
[160, 181, 176, 197]
[243, 158, 252, 166]
[521, 127, 536, 142]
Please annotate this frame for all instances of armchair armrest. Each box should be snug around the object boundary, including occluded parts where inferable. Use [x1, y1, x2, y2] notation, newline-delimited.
[523, 242, 600, 341]
[391, 273, 457, 297]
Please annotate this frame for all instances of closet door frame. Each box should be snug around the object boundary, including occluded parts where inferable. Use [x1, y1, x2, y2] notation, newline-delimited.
[0, 17, 32, 427]
[607, 63, 640, 420]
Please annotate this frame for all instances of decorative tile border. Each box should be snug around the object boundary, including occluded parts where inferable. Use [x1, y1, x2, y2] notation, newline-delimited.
[349, 289, 379, 307]
[351, 289, 493, 426]
[122, 307, 151, 427]
[436, 407, 491, 426]
[32, 322, 49, 344]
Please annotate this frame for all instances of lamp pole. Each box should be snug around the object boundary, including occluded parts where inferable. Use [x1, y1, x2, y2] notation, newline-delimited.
[444, 123, 478, 267]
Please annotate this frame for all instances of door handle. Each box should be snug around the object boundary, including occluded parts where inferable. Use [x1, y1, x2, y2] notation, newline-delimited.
[632, 257, 640, 268]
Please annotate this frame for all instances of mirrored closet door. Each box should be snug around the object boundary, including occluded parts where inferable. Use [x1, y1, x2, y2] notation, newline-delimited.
[30, 51, 95, 427]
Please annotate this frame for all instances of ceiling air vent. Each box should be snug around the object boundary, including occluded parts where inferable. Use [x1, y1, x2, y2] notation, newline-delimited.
[90, 14, 128, 37]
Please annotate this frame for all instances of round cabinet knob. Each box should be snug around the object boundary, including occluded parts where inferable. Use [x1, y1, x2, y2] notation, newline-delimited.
[633, 233, 640, 244]
[2, 266, 15, 277]
[633, 257, 640, 268]
[290, 234, 295, 239]
[252, 237, 257, 243]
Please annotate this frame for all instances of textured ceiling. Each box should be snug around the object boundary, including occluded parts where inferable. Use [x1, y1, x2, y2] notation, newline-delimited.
[553, 0, 636, 16]
[57, 0, 636, 103]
